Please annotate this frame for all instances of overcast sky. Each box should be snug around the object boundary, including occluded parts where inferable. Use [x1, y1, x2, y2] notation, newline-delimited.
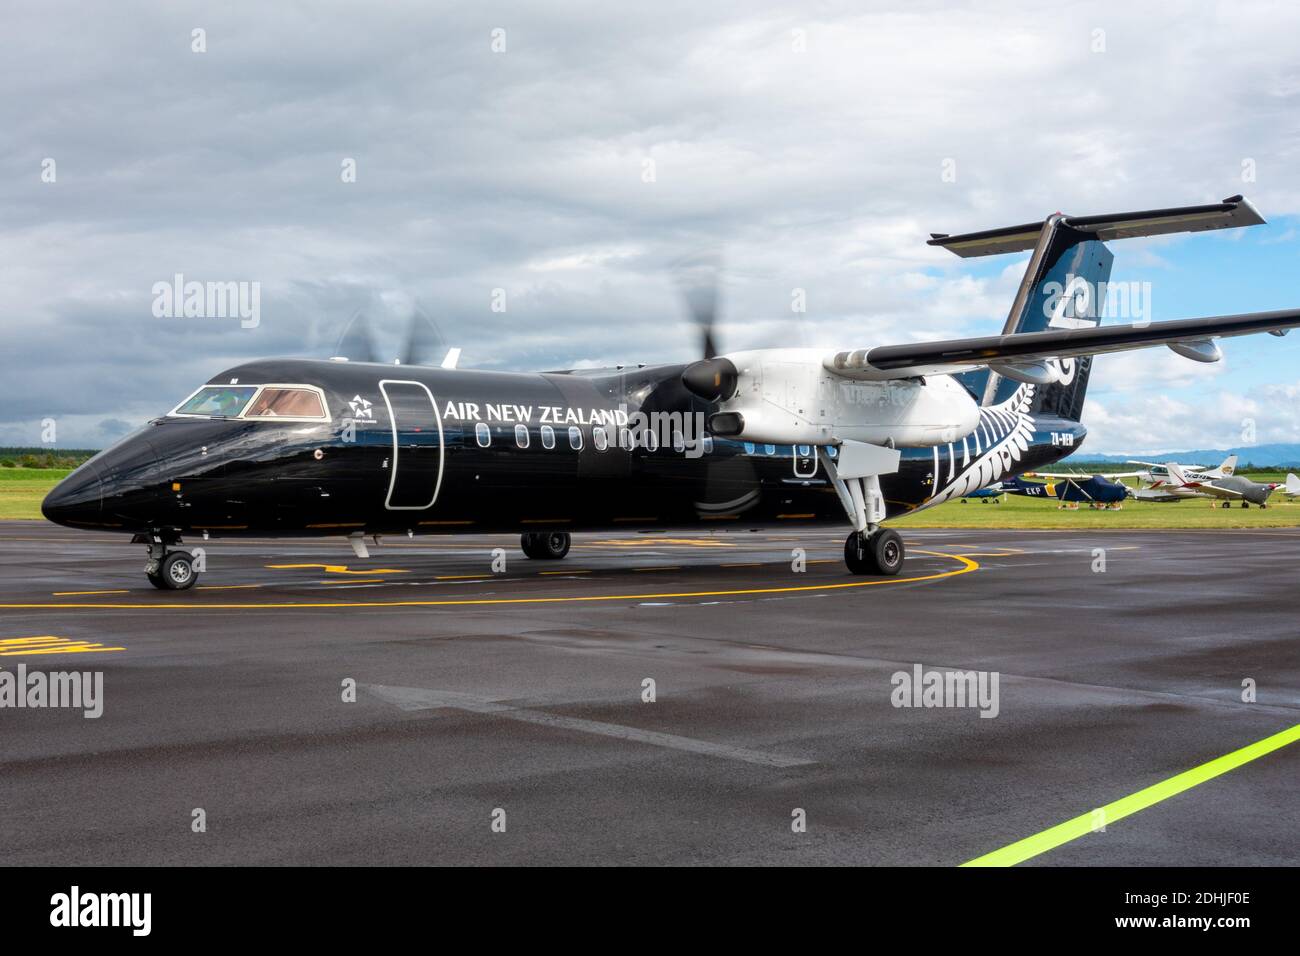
[3, 0, 1300, 454]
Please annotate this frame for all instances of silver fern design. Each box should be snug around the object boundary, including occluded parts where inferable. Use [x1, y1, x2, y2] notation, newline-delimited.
[921, 383, 1037, 509]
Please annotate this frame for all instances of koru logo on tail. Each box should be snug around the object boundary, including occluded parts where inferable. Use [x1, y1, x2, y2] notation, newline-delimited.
[1045, 274, 1101, 331]
[1043, 274, 1100, 385]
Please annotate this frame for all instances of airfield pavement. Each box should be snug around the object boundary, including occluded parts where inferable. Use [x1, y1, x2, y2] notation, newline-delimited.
[0, 521, 1296, 865]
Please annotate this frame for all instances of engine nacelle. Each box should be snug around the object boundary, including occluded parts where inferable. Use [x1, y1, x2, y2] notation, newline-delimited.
[685, 348, 980, 447]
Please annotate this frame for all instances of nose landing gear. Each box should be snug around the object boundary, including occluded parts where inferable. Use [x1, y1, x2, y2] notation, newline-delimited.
[521, 531, 571, 560]
[137, 533, 199, 590]
[844, 528, 905, 576]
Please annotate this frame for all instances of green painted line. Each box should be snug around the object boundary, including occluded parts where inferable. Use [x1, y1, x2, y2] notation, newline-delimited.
[962, 722, 1300, 867]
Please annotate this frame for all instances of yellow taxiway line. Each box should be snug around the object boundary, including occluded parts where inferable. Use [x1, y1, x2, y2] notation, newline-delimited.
[0, 551, 977, 610]
[266, 564, 410, 575]
[0, 636, 125, 655]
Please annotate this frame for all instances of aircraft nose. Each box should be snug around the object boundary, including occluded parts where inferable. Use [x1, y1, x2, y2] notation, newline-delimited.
[41, 461, 103, 527]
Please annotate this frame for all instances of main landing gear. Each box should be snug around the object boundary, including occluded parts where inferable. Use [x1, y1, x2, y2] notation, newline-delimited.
[521, 531, 571, 560]
[843, 528, 905, 576]
[136, 533, 199, 590]
[821, 444, 905, 576]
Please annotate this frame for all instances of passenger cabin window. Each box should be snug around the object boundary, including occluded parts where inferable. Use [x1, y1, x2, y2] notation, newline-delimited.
[541, 425, 555, 449]
[619, 427, 634, 450]
[703, 435, 714, 454]
[568, 426, 583, 450]
[643, 429, 659, 452]
[764, 444, 776, 456]
[244, 387, 326, 420]
[593, 426, 608, 451]
[515, 424, 530, 448]
[672, 430, 685, 453]
[475, 423, 491, 447]
[744, 442, 756, 455]
[825, 445, 838, 459]
[175, 385, 258, 418]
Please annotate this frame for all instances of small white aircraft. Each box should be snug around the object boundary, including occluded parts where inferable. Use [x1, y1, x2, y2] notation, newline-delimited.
[1128, 455, 1237, 487]
[1130, 457, 1279, 506]
[1279, 473, 1300, 499]
[1071, 455, 1278, 507]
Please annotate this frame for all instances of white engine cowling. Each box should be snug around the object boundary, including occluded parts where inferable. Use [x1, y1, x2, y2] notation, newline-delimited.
[698, 348, 980, 447]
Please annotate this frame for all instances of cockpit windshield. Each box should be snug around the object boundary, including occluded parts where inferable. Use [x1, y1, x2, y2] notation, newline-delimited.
[175, 385, 259, 417]
[171, 384, 331, 421]
[245, 387, 326, 418]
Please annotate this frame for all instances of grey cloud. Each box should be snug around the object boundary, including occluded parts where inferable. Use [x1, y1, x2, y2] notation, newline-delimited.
[3, 1, 1300, 446]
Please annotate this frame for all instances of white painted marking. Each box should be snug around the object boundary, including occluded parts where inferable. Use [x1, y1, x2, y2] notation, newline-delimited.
[364, 684, 813, 768]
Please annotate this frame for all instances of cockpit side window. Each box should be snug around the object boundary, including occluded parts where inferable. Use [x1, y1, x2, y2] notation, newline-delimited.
[175, 386, 259, 418]
[245, 387, 326, 419]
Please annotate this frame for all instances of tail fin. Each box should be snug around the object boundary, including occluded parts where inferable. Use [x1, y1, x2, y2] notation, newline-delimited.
[934, 196, 1265, 419]
[1287, 473, 1300, 496]
[1214, 454, 1238, 478]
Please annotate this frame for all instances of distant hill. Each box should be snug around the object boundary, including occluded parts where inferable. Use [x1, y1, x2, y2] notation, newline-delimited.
[1063, 443, 1300, 469]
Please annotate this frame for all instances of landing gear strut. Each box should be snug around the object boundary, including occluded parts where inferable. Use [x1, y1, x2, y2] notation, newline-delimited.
[138, 534, 199, 590]
[821, 442, 905, 576]
[844, 529, 905, 576]
[521, 531, 571, 560]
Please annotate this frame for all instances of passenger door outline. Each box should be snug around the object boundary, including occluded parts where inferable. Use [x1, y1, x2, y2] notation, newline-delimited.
[379, 379, 444, 510]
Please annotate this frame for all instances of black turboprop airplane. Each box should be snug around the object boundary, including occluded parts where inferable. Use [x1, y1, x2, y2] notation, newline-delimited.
[42, 197, 1300, 588]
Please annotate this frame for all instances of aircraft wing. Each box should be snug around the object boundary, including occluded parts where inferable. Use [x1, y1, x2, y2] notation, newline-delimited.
[1134, 487, 1192, 502]
[826, 308, 1300, 380]
[1197, 482, 1243, 500]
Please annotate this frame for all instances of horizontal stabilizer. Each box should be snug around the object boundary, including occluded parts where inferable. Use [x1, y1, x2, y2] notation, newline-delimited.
[928, 196, 1264, 258]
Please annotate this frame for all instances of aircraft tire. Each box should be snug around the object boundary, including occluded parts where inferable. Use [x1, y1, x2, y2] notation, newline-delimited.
[159, 551, 198, 590]
[520, 533, 540, 558]
[521, 532, 570, 560]
[843, 529, 904, 576]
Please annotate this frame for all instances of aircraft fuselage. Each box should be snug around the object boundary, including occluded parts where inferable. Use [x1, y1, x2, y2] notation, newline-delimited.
[42, 358, 1085, 539]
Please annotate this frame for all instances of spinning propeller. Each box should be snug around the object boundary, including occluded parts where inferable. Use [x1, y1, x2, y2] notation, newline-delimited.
[670, 253, 759, 513]
[329, 301, 450, 366]
[673, 254, 740, 403]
